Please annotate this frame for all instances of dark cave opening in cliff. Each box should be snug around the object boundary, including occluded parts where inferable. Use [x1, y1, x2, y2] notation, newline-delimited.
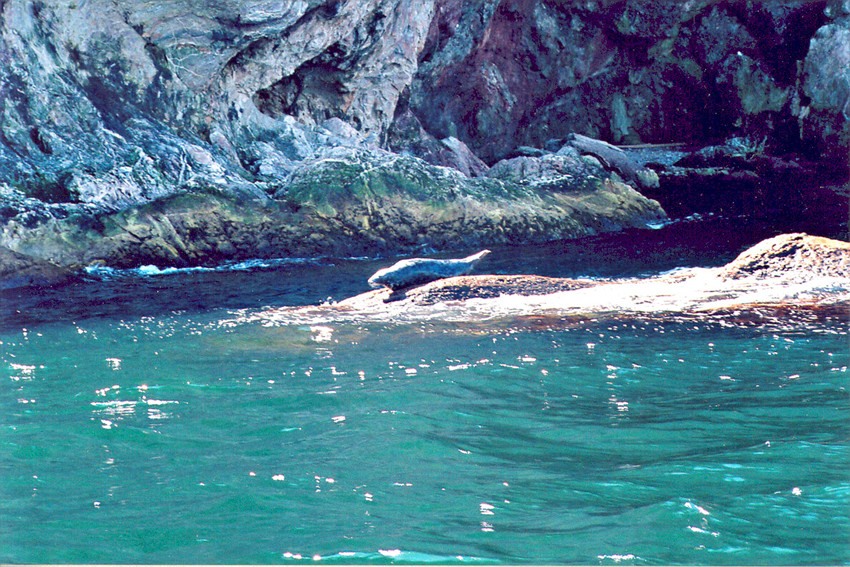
[253, 45, 353, 126]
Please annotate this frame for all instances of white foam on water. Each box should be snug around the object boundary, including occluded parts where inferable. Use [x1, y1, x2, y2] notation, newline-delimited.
[83, 256, 334, 280]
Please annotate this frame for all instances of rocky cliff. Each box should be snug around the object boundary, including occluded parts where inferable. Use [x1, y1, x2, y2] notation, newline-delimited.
[411, 0, 849, 164]
[0, 0, 847, 285]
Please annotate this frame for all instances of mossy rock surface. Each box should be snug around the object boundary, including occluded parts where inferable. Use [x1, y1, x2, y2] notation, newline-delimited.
[0, 149, 666, 277]
[280, 148, 532, 214]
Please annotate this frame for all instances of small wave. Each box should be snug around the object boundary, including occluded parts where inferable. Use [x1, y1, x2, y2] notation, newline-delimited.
[646, 220, 674, 230]
[84, 264, 214, 279]
[84, 256, 334, 280]
[647, 212, 718, 230]
[224, 257, 338, 271]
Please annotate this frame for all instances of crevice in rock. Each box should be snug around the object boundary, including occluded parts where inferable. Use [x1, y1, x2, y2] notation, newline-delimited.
[28, 127, 51, 155]
[252, 43, 354, 126]
[248, 5, 389, 129]
[746, 1, 828, 86]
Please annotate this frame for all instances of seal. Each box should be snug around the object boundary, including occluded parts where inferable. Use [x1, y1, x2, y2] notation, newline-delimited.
[567, 133, 658, 189]
[368, 250, 491, 291]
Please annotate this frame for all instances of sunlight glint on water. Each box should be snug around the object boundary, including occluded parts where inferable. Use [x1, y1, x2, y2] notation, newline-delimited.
[2, 306, 848, 564]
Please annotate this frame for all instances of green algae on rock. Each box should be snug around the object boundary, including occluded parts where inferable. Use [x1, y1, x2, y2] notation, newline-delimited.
[0, 146, 665, 285]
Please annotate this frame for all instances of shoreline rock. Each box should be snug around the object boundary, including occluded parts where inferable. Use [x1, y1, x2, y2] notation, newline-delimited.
[274, 233, 850, 325]
[0, 246, 78, 289]
[0, 146, 666, 286]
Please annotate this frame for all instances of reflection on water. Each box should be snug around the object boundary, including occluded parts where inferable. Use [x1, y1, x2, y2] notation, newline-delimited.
[2, 308, 847, 564]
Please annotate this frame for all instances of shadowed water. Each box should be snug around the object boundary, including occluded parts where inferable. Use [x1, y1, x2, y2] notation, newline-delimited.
[2, 213, 840, 331]
[1, 216, 848, 564]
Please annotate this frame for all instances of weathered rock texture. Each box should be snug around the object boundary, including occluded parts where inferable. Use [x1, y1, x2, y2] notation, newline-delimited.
[321, 233, 850, 323]
[0, 148, 664, 279]
[410, 0, 848, 165]
[0, 0, 847, 285]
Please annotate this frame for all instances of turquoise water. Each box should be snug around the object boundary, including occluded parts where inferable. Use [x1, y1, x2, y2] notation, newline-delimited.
[1, 220, 849, 564]
[3, 304, 849, 564]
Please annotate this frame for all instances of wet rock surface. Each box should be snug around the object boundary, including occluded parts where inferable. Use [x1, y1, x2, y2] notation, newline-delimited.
[0, 246, 77, 289]
[325, 234, 850, 322]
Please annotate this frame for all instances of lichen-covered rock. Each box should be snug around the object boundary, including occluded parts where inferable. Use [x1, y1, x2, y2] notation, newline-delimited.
[0, 0, 435, 203]
[276, 146, 666, 250]
[1, 0, 844, 185]
[0, 147, 665, 281]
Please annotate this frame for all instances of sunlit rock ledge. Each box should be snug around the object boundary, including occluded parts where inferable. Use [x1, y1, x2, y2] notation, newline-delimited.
[250, 234, 850, 327]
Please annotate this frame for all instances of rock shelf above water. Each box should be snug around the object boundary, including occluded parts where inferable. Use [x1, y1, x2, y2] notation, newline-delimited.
[262, 234, 849, 327]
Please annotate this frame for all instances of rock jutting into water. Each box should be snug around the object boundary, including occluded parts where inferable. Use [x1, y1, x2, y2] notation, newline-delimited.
[0, 1, 847, 286]
[316, 233, 850, 324]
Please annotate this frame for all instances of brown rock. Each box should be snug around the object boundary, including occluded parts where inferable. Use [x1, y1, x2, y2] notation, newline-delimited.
[0, 246, 76, 289]
[325, 233, 850, 322]
[719, 232, 850, 280]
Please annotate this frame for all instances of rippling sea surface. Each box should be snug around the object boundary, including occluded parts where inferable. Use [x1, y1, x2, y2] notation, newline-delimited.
[2, 217, 849, 564]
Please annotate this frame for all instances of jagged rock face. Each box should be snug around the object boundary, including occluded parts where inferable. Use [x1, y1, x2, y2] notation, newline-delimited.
[1, 0, 846, 198]
[0, 0, 847, 282]
[799, 13, 850, 174]
[0, 0, 434, 205]
[408, 0, 837, 162]
[2, 0, 433, 132]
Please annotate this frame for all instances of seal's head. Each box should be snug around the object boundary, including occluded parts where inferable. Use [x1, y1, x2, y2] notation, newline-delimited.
[465, 249, 491, 262]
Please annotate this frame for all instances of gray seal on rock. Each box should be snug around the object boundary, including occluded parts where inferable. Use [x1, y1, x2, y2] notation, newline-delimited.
[368, 250, 491, 291]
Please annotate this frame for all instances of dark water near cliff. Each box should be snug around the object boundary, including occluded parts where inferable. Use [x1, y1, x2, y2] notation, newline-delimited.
[2, 215, 849, 564]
